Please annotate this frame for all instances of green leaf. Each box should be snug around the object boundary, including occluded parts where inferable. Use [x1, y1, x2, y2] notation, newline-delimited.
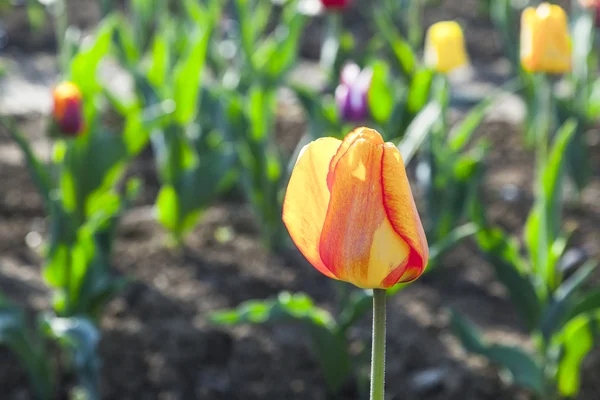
[210, 292, 350, 393]
[397, 101, 441, 164]
[428, 223, 478, 269]
[449, 78, 522, 151]
[70, 16, 116, 96]
[147, 32, 171, 90]
[155, 185, 179, 233]
[484, 344, 544, 394]
[210, 292, 335, 327]
[541, 260, 598, 341]
[173, 26, 211, 124]
[569, 288, 600, 322]
[368, 60, 394, 124]
[556, 311, 600, 397]
[0, 305, 54, 400]
[406, 69, 434, 115]
[525, 120, 577, 289]
[450, 311, 544, 394]
[337, 289, 373, 334]
[262, 13, 305, 83]
[373, 11, 416, 79]
[247, 86, 276, 141]
[45, 316, 101, 400]
[112, 18, 140, 68]
[473, 226, 541, 331]
[2, 118, 51, 208]
[586, 77, 600, 119]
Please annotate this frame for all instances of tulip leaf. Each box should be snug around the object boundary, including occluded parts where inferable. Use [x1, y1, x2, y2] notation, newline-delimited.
[568, 288, 600, 322]
[556, 311, 600, 397]
[71, 16, 116, 96]
[525, 119, 576, 289]
[2, 118, 51, 208]
[44, 316, 101, 400]
[450, 310, 544, 394]
[155, 185, 179, 234]
[586, 78, 600, 119]
[373, 11, 416, 79]
[427, 223, 478, 269]
[337, 289, 373, 334]
[406, 69, 434, 115]
[368, 60, 394, 124]
[448, 78, 522, 151]
[147, 30, 171, 91]
[210, 292, 350, 393]
[540, 260, 598, 342]
[173, 25, 211, 124]
[0, 302, 54, 400]
[262, 12, 305, 83]
[471, 219, 541, 331]
[155, 138, 236, 239]
[398, 101, 441, 164]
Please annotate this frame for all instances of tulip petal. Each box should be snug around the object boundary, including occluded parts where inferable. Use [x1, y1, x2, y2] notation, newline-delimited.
[283, 137, 342, 278]
[319, 138, 410, 288]
[380, 143, 428, 285]
[327, 127, 383, 190]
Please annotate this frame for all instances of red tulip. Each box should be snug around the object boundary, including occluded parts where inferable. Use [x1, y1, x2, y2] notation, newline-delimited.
[52, 82, 84, 137]
[320, 0, 350, 11]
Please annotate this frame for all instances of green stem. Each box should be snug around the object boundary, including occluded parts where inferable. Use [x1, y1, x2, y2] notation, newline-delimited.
[370, 289, 387, 400]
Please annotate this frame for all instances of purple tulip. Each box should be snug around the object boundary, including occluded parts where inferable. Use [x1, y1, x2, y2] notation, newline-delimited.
[336, 64, 372, 122]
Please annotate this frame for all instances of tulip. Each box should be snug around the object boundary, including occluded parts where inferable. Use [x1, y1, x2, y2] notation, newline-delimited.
[424, 21, 469, 73]
[52, 82, 84, 136]
[520, 3, 571, 74]
[320, 0, 350, 11]
[335, 64, 373, 122]
[283, 127, 428, 289]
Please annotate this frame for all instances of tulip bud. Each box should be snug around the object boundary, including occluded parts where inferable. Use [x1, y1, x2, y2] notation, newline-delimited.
[335, 64, 373, 122]
[320, 0, 350, 11]
[52, 82, 84, 137]
[520, 3, 571, 74]
[424, 21, 469, 73]
[283, 127, 428, 289]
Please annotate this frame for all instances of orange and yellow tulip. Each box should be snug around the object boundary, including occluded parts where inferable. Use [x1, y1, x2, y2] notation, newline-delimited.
[520, 3, 571, 74]
[424, 21, 469, 73]
[283, 127, 428, 289]
[52, 82, 84, 136]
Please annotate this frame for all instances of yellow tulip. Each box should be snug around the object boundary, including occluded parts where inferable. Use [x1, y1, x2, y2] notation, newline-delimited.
[520, 3, 571, 74]
[424, 21, 469, 73]
[282, 127, 428, 289]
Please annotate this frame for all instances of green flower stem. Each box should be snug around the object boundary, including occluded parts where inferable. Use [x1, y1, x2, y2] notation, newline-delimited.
[370, 289, 387, 400]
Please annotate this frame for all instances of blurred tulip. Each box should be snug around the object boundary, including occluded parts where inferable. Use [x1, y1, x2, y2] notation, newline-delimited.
[320, 0, 350, 11]
[520, 3, 571, 74]
[283, 127, 429, 289]
[424, 21, 469, 73]
[335, 64, 373, 122]
[52, 82, 84, 136]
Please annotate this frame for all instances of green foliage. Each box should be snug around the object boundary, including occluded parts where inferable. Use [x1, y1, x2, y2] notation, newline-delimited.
[211, 291, 353, 394]
[455, 120, 600, 398]
[450, 311, 545, 394]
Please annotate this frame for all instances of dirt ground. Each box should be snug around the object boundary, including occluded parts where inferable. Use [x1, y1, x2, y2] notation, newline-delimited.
[1, 0, 600, 399]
